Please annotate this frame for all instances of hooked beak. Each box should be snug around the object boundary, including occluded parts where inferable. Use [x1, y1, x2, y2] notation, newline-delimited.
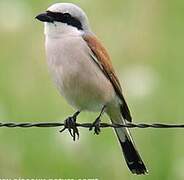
[35, 12, 54, 23]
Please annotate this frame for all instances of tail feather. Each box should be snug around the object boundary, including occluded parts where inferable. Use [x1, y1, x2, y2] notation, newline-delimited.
[115, 128, 148, 175]
[110, 114, 148, 175]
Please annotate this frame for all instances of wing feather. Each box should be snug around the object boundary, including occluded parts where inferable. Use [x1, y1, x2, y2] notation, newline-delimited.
[83, 34, 132, 122]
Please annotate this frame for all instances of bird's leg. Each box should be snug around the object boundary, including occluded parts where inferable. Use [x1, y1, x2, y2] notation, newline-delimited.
[89, 106, 106, 135]
[60, 111, 80, 141]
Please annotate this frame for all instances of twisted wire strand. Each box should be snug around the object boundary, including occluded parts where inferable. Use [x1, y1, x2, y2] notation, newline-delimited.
[0, 122, 184, 129]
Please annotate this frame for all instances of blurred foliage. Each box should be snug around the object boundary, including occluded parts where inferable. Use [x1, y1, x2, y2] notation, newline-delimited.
[0, 0, 184, 179]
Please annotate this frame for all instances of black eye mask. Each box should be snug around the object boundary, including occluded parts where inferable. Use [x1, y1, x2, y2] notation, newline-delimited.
[46, 11, 83, 30]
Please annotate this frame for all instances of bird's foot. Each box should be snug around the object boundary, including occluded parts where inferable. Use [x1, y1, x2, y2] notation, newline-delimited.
[89, 106, 106, 135]
[89, 117, 101, 135]
[60, 111, 80, 141]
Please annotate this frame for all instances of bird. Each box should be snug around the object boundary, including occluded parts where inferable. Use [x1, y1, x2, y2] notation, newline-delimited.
[35, 3, 148, 175]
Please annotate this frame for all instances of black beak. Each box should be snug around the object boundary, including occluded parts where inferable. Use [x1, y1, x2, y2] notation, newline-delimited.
[35, 12, 54, 23]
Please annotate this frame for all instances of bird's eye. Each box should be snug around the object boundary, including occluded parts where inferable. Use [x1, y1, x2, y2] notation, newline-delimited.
[63, 13, 71, 19]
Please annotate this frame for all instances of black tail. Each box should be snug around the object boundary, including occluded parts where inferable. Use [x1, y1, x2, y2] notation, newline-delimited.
[108, 107, 147, 174]
[115, 128, 148, 175]
[120, 134, 147, 174]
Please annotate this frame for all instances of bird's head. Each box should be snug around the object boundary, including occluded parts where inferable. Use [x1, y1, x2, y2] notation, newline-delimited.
[36, 3, 90, 37]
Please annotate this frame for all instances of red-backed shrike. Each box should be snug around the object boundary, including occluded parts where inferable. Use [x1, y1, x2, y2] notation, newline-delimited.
[36, 3, 147, 174]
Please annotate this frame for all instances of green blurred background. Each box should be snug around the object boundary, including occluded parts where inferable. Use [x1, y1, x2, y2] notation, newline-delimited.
[0, 0, 184, 179]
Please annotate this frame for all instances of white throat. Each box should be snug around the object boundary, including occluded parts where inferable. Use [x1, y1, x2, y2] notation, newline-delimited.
[44, 22, 83, 38]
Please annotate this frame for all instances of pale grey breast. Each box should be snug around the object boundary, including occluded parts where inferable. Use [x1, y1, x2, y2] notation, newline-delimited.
[45, 35, 115, 111]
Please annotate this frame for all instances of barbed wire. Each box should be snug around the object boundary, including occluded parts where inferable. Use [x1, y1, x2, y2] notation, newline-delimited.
[1, 121, 184, 128]
[1, 121, 184, 141]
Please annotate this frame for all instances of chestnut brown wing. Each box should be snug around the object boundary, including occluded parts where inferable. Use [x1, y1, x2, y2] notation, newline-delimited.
[83, 34, 132, 122]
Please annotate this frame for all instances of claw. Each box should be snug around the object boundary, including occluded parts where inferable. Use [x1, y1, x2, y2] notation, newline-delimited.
[89, 117, 101, 135]
[89, 106, 106, 135]
[60, 111, 80, 141]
